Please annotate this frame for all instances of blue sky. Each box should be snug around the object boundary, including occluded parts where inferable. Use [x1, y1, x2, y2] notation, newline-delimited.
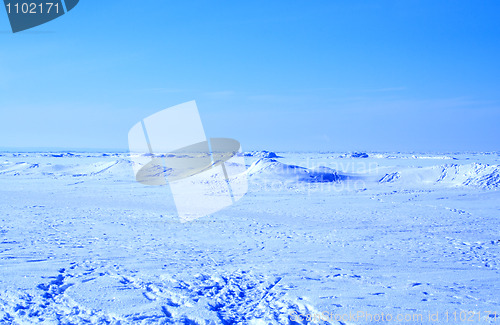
[1, 0, 499, 152]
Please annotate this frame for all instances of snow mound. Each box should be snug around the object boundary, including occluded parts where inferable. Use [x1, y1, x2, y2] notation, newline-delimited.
[240, 151, 282, 158]
[379, 163, 500, 189]
[0, 160, 135, 179]
[0, 162, 41, 175]
[247, 158, 342, 183]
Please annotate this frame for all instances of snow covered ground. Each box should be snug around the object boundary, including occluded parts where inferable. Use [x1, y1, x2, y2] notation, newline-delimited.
[0, 151, 499, 324]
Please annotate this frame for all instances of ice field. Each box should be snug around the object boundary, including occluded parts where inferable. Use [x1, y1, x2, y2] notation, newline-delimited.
[0, 151, 499, 324]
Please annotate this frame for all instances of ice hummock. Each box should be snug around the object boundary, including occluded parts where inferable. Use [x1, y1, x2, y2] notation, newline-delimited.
[247, 158, 343, 183]
[379, 163, 500, 189]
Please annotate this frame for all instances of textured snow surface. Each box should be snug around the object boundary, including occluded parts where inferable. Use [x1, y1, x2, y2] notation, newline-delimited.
[378, 163, 500, 189]
[0, 151, 499, 324]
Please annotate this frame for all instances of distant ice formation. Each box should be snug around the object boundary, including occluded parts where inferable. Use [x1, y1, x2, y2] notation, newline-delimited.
[240, 151, 282, 158]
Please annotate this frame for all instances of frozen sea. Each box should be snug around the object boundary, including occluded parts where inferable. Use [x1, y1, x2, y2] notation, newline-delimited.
[0, 151, 499, 324]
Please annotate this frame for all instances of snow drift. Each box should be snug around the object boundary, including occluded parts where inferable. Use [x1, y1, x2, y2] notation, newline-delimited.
[0, 159, 134, 179]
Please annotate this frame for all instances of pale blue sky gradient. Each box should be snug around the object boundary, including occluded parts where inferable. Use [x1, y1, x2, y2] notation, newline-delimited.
[1, 1, 499, 151]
